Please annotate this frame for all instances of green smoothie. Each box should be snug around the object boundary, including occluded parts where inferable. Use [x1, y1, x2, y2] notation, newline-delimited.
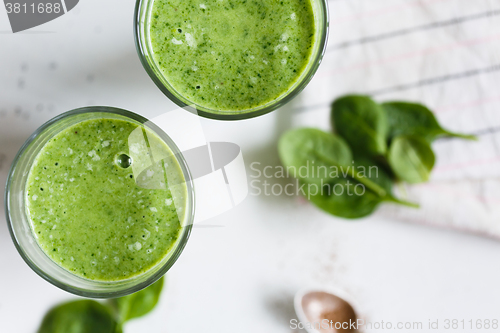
[150, 0, 316, 111]
[25, 118, 186, 281]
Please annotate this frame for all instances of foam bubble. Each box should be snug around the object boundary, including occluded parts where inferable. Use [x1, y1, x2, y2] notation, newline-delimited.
[185, 33, 197, 48]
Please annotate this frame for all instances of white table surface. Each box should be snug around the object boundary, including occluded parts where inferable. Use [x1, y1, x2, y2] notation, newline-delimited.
[1, 1, 500, 332]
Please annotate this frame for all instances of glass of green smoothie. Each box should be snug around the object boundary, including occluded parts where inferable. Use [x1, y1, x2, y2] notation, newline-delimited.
[135, 0, 329, 120]
[5, 107, 194, 298]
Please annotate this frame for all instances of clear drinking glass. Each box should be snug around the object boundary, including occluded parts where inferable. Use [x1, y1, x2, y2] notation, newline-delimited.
[5, 106, 194, 298]
[134, 0, 329, 120]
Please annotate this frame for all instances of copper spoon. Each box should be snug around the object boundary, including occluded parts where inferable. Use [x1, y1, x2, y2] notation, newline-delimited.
[294, 288, 360, 333]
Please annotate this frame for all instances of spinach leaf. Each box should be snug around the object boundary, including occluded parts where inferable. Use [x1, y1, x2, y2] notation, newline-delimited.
[353, 155, 393, 193]
[303, 178, 383, 218]
[278, 128, 387, 197]
[279, 128, 352, 185]
[279, 129, 418, 218]
[354, 155, 418, 207]
[110, 276, 164, 324]
[388, 135, 435, 184]
[303, 155, 418, 219]
[331, 95, 388, 156]
[382, 102, 477, 143]
[38, 300, 119, 333]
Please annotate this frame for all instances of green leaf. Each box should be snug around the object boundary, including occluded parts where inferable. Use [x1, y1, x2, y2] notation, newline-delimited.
[303, 178, 383, 218]
[382, 102, 477, 143]
[353, 155, 393, 193]
[303, 155, 418, 219]
[331, 95, 389, 156]
[388, 135, 436, 184]
[38, 300, 119, 333]
[279, 129, 418, 219]
[278, 128, 388, 196]
[278, 128, 352, 185]
[110, 276, 164, 324]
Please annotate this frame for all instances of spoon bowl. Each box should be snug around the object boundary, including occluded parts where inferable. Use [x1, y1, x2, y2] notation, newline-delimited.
[294, 288, 360, 333]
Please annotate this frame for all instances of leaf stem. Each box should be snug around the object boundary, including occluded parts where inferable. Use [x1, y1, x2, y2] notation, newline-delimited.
[348, 167, 387, 197]
[315, 153, 387, 197]
[445, 131, 478, 141]
[385, 195, 420, 208]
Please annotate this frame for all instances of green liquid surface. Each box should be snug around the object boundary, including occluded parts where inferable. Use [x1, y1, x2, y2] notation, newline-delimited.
[150, 0, 316, 112]
[26, 118, 186, 281]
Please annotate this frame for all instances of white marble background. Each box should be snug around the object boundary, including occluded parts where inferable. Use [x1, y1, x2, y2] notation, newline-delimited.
[1, 0, 500, 332]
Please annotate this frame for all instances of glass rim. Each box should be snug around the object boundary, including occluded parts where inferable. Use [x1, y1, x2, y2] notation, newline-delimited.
[4, 106, 195, 298]
[134, 0, 330, 121]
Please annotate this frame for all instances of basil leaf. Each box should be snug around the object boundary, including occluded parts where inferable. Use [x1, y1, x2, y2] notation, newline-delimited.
[110, 276, 164, 324]
[279, 128, 388, 196]
[38, 300, 119, 333]
[382, 102, 477, 143]
[388, 135, 435, 184]
[331, 95, 388, 156]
